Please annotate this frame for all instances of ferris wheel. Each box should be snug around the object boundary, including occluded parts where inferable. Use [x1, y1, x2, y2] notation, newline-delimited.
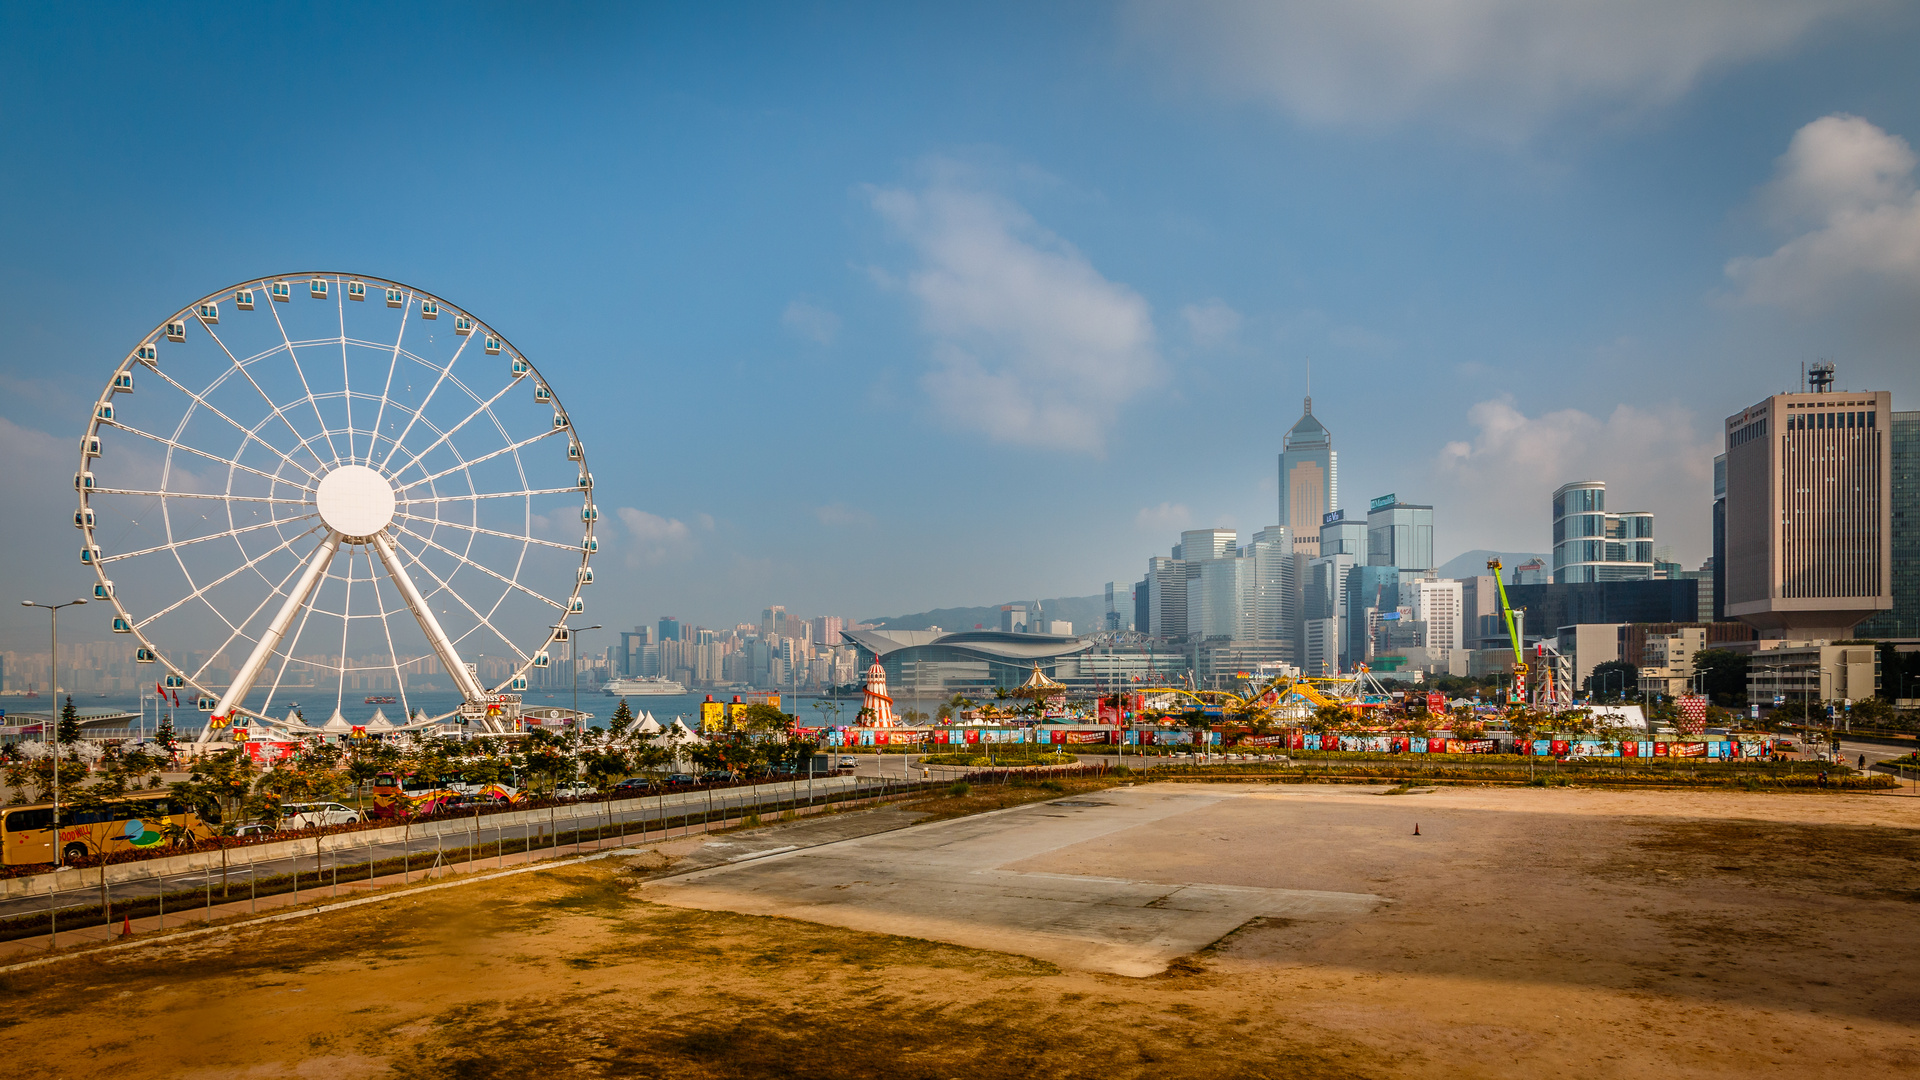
[74, 274, 595, 740]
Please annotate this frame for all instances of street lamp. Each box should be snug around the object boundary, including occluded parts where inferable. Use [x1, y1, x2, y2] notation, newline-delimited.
[554, 623, 601, 782]
[21, 598, 88, 868]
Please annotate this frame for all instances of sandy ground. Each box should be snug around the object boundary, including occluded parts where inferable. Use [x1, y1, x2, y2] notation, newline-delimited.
[1, 783, 1917, 1079]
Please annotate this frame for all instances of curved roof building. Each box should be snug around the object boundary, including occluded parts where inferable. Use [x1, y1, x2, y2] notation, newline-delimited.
[840, 628, 1095, 702]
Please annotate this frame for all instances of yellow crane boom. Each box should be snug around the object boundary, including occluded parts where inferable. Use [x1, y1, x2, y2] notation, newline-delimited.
[1487, 558, 1529, 705]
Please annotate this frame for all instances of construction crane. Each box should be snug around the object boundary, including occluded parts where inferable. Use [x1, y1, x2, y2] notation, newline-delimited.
[1487, 558, 1528, 707]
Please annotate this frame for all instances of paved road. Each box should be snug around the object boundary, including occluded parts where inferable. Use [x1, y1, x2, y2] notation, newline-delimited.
[0, 773, 908, 922]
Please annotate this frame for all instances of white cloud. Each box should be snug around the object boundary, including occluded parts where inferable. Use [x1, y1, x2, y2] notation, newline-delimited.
[1725, 114, 1920, 328]
[1121, 0, 1869, 138]
[869, 179, 1162, 454]
[614, 506, 697, 567]
[1432, 396, 1717, 560]
[1180, 298, 1242, 347]
[781, 300, 841, 345]
[1135, 501, 1194, 532]
[814, 502, 876, 528]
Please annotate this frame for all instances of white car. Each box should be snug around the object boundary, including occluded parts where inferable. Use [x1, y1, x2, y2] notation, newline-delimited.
[837, 755, 858, 768]
[281, 802, 361, 829]
[552, 781, 597, 801]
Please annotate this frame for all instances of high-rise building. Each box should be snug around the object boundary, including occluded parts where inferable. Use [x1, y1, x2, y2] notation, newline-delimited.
[1724, 371, 1893, 637]
[1178, 528, 1237, 562]
[1319, 510, 1365, 557]
[1280, 397, 1336, 666]
[658, 616, 681, 642]
[1343, 564, 1401, 668]
[1711, 453, 1728, 622]
[1244, 526, 1296, 650]
[999, 604, 1029, 633]
[812, 615, 846, 648]
[1303, 551, 1354, 675]
[1190, 551, 1250, 640]
[1857, 411, 1919, 639]
[1551, 481, 1655, 583]
[1366, 494, 1434, 572]
[1406, 578, 1464, 655]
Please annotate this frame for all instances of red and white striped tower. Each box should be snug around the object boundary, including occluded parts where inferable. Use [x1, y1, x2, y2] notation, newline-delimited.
[861, 659, 898, 727]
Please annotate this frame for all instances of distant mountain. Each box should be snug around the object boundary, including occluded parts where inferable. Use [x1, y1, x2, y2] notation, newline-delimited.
[865, 595, 1107, 635]
[1435, 550, 1550, 581]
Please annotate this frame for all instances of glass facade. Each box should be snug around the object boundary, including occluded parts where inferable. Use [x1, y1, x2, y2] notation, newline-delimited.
[1366, 498, 1434, 572]
[1856, 412, 1920, 638]
[1552, 481, 1654, 584]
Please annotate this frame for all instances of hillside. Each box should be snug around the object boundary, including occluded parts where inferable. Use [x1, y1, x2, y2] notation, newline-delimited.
[864, 595, 1106, 634]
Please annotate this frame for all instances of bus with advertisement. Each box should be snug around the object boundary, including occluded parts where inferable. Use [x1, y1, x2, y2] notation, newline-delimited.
[370, 771, 522, 818]
[1, 791, 216, 866]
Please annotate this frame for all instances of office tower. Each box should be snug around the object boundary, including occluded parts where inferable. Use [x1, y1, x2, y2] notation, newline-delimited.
[1456, 574, 1499, 649]
[1343, 565, 1401, 668]
[1303, 552, 1353, 676]
[1551, 481, 1655, 583]
[1245, 526, 1296, 649]
[1510, 558, 1550, 586]
[1133, 577, 1149, 635]
[1278, 398, 1337, 558]
[1711, 453, 1728, 622]
[1855, 410, 1918, 638]
[1366, 495, 1434, 571]
[1189, 548, 1250, 640]
[762, 606, 789, 638]
[1407, 578, 1464, 654]
[812, 615, 845, 648]
[1103, 583, 1127, 632]
[1725, 371, 1892, 637]
[999, 604, 1029, 633]
[1179, 528, 1237, 561]
[1280, 397, 1336, 666]
[658, 616, 681, 642]
[1146, 556, 1188, 640]
[1319, 510, 1366, 557]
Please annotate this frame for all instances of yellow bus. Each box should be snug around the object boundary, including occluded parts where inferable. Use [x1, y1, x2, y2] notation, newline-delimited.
[1, 791, 216, 866]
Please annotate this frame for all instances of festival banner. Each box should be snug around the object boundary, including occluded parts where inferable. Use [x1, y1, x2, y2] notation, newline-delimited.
[1452, 739, 1496, 754]
[859, 730, 875, 746]
[1239, 734, 1286, 746]
[1673, 741, 1707, 757]
[1621, 740, 1639, 757]
[964, 729, 980, 744]
[1427, 692, 1446, 713]
[1122, 730, 1139, 745]
[1064, 730, 1110, 744]
[1550, 740, 1570, 756]
[1304, 733, 1322, 750]
[1652, 740, 1668, 756]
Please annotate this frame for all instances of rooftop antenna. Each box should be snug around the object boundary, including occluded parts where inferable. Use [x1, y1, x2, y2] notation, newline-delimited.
[1809, 360, 1836, 394]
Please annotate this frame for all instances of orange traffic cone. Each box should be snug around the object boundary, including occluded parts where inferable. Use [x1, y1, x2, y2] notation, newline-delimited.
[1413, 823, 1421, 836]
[119, 914, 132, 938]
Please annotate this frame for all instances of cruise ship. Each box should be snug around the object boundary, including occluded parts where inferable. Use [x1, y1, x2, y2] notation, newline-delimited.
[600, 676, 688, 697]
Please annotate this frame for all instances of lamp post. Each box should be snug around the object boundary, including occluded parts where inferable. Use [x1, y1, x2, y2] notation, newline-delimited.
[21, 598, 88, 868]
[555, 623, 601, 783]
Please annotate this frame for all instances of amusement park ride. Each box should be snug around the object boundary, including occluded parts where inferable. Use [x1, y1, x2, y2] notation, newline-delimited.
[75, 274, 594, 743]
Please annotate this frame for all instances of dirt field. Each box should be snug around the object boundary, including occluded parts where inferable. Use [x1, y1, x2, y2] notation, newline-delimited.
[2, 782, 1917, 1079]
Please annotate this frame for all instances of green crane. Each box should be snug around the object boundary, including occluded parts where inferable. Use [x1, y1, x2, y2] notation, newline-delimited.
[1487, 559, 1528, 706]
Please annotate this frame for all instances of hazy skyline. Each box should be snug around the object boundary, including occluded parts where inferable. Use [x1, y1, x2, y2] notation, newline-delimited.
[4, 2, 1919, 653]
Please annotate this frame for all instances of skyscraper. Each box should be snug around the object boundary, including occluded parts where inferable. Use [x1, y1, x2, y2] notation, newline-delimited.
[1280, 397, 1336, 666]
[1711, 454, 1727, 622]
[1278, 398, 1336, 560]
[1856, 410, 1918, 639]
[1724, 370, 1892, 638]
[1551, 481, 1655, 583]
[1366, 494, 1434, 572]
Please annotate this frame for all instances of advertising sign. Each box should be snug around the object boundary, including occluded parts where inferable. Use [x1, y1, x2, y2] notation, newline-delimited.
[1426, 692, 1446, 713]
[1063, 730, 1109, 744]
[699, 701, 725, 732]
[964, 729, 980, 744]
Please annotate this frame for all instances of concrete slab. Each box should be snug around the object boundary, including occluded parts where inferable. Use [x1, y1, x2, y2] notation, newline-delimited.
[641, 784, 1385, 976]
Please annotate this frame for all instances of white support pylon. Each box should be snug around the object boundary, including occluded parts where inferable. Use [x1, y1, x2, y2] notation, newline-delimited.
[202, 531, 342, 741]
[371, 531, 490, 705]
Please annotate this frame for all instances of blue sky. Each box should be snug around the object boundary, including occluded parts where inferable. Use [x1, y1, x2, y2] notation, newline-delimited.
[4, 1, 1920, 651]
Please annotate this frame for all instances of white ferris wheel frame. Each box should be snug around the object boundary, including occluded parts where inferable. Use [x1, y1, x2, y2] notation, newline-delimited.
[75, 272, 596, 739]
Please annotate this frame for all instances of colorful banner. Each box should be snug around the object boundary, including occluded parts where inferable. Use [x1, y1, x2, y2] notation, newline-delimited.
[1426, 692, 1446, 713]
[1063, 730, 1110, 744]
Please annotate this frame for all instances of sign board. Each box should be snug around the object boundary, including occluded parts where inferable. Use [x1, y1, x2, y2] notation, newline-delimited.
[1369, 493, 1397, 512]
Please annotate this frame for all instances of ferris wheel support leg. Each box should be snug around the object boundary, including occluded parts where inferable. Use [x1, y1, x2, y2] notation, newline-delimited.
[371, 532, 489, 706]
[203, 531, 343, 741]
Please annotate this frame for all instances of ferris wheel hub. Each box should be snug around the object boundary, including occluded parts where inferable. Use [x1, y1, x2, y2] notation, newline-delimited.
[314, 464, 396, 539]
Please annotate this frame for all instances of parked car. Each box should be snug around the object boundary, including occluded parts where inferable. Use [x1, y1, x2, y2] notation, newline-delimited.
[611, 777, 658, 796]
[837, 755, 858, 768]
[280, 802, 361, 829]
[698, 770, 735, 785]
[441, 794, 499, 813]
[552, 781, 597, 801]
[227, 823, 276, 839]
[665, 773, 698, 787]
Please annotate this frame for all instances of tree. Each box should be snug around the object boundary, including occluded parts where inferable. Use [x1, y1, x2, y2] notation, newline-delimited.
[901, 708, 929, 725]
[1585, 660, 1639, 702]
[1692, 649, 1748, 706]
[735, 702, 792, 733]
[611, 698, 635, 737]
[58, 695, 81, 746]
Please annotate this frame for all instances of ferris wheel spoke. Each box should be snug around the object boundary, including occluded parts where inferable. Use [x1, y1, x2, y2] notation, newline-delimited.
[103, 419, 314, 492]
[207, 531, 342, 728]
[335, 284, 357, 464]
[143, 361, 325, 482]
[391, 523, 567, 610]
[400, 486, 579, 506]
[101, 513, 318, 564]
[380, 531, 532, 666]
[92, 487, 312, 505]
[393, 425, 567, 494]
[139, 522, 327, 630]
[392, 511, 577, 551]
[376, 319, 479, 472]
[263, 287, 343, 467]
[197, 314, 336, 478]
[382, 377, 521, 483]
[365, 289, 415, 475]
[370, 532, 489, 702]
[363, 543, 417, 720]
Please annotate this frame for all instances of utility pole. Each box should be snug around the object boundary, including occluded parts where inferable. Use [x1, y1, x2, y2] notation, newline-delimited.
[21, 598, 88, 868]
